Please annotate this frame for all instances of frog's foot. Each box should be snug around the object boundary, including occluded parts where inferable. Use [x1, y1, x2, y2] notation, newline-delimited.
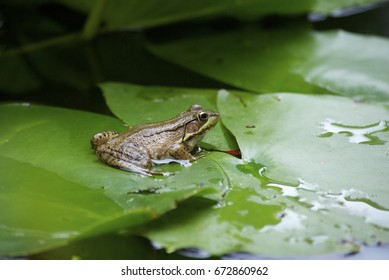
[191, 153, 205, 161]
[151, 169, 175, 177]
[91, 131, 119, 149]
[152, 158, 191, 167]
[117, 160, 174, 177]
[120, 166, 173, 177]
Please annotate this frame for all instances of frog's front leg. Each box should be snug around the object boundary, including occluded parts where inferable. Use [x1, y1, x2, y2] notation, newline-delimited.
[169, 143, 201, 161]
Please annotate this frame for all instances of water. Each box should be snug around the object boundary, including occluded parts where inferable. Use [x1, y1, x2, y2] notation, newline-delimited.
[319, 119, 388, 144]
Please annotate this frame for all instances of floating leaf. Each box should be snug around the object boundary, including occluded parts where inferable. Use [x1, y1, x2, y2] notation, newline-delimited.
[217, 90, 389, 205]
[149, 27, 389, 101]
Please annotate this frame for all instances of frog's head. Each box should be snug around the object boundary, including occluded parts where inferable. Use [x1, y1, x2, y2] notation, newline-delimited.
[181, 104, 219, 145]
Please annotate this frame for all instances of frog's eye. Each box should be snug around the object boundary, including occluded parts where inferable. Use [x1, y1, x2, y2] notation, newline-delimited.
[198, 112, 208, 121]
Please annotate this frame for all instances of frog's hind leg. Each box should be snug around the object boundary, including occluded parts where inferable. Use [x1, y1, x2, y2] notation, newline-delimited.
[91, 131, 119, 149]
[95, 144, 166, 176]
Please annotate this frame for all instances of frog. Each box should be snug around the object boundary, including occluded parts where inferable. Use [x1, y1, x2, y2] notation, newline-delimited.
[91, 104, 219, 176]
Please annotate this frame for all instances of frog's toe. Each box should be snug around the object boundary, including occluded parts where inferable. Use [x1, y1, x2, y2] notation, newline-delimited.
[115, 161, 150, 175]
[120, 166, 174, 177]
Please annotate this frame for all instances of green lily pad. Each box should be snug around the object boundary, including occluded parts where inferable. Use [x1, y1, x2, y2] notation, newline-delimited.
[135, 90, 389, 257]
[149, 27, 389, 101]
[0, 103, 226, 256]
[218, 90, 389, 206]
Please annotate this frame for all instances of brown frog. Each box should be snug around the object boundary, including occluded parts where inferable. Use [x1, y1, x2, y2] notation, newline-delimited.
[91, 104, 219, 176]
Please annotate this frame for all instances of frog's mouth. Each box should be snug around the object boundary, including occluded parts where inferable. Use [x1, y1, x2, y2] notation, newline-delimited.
[202, 113, 220, 132]
[182, 113, 219, 142]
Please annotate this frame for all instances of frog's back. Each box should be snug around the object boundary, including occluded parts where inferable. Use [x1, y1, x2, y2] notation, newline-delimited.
[121, 120, 185, 143]
[119, 124, 184, 158]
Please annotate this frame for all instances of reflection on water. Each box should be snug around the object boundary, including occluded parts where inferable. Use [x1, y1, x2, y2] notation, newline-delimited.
[267, 178, 319, 198]
[319, 118, 388, 144]
[51, 231, 80, 239]
[177, 248, 211, 259]
[242, 162, 389, 230]
[267, 182, 299, 197]
[221, 243, 389, 260]
[260, 209, 306, 233]
[258, 164, 389, 230]
[266, 179, 389, 229]
[175, 242, 389, 260]
[323, 189, 389, 229]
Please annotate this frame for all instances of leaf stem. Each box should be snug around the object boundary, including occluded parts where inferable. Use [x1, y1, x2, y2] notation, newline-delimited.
[82, 0, 108, 40]
[1, 33, 80, 57]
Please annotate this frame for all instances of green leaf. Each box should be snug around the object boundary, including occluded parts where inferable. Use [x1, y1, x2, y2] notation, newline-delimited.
[99, 82, 238, 151]
[0, 103, 226, 256]
[218, 90, 389, 205]
[30, 234, 156, 260]
[0, 156, 122, 256]
[312, 0, 383, 14]
[149, 27, 389, 101]
[0, 34, 94, 94]
[135, 90, 389, 257]
[0, 56, 41, 94]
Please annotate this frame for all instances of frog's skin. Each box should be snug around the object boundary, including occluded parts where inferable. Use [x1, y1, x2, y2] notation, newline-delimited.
[91, 104, 219, 176]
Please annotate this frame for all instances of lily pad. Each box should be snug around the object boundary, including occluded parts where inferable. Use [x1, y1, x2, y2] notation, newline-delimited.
[149, 27, 389, 101]
[135, 90, 389, 257]
[0, 103, 226, 256]
[218, 90, 389, 206]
